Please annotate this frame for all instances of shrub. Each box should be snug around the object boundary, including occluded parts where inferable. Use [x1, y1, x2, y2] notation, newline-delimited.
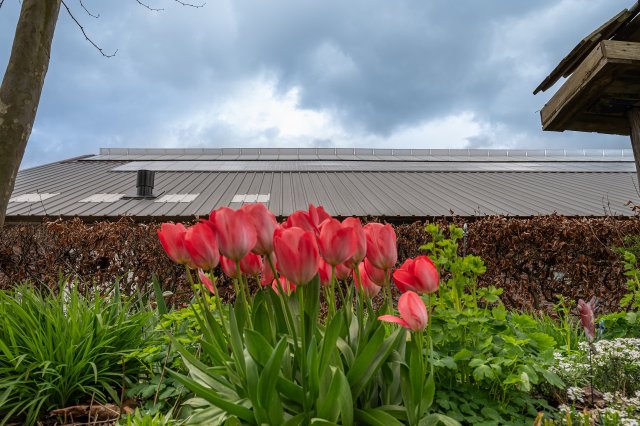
[0, 282, 153, 425]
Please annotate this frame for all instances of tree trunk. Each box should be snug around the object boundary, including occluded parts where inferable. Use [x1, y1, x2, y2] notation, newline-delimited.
[0, 0, 62, 227]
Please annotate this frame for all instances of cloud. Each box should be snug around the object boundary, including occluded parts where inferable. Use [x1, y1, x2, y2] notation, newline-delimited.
[0, 0, 632, 169]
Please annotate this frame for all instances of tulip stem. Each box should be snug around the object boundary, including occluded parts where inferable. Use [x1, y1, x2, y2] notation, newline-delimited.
[235, 261, 253, 329]
[185, 266, 195, 287]
[354, 265, 365, 344]
[208, 269, 227, 337]
[266, 254, 279, 283]
[329, 266, 337, 316]
[297, 285, 310, 419]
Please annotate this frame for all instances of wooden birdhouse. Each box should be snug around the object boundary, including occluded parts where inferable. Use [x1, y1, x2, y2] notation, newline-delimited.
[535, 2, 640, 180]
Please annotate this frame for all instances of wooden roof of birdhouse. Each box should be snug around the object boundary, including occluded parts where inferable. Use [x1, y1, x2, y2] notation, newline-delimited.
[536, 2, 640, 136]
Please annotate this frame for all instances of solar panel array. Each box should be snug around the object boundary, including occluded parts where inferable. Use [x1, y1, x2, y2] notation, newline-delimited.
[111, 160, 636, 173]
[86, 147, 634, 162]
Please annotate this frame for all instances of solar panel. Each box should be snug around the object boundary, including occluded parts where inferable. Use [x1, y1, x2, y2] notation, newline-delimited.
[110, 161, 636, 173]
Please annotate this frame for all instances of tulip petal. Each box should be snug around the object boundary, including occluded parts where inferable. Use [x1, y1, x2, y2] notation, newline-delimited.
[378, 315, 410, 329]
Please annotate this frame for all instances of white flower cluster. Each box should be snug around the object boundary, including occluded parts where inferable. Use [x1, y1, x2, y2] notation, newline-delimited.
[578, 338, 640, 367]
[558, 396, 640, 425]
[567, 386, 585, 403]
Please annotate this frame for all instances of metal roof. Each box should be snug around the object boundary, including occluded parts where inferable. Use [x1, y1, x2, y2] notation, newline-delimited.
[7, 148, 639, 220]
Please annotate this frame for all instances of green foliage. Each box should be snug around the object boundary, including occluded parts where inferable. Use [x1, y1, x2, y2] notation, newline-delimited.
[422, 224, 564, 424]
[167, 273, 458, 425]
[617, 249, 640, 311]
[126, 289, 213, 415]
[0, 282, 152, 425]
[599, 311, 640, 338]
[118, 409, 180, 426]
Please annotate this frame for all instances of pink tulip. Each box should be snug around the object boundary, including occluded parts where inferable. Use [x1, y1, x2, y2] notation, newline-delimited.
[364, 258, 387, 286]
[364, 223, 397, 270]
[578, 298, 596, 342]
[220, 256, 238, 279]
[283, 210, 316, 233]
[318, 258, 332, 287]
[158, 223, 193, 266]
[393, 256, 439, 294]
[343, 217, 367, 268]
[221, 253, 262, 278]
[355, 262, 382, 298]
[283, 204, 332, 235]
[210, 207, 257, 261]
[335, 263, 352, 281]
[318, 218, 357, 266]
[309, 204, 332, 228]
[260, 254, 276, 286]
[198, 269, 216, 294]
[241, 203, 278, 255]
[379, 291, 428, 331]
[184, 222, 220, 270]
[273, 227, 320, 286]
[271, 277, 296, 295]
[240, 252, 262, 276]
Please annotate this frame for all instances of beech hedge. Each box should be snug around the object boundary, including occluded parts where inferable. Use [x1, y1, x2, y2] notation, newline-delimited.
[1, 216, 638, 313]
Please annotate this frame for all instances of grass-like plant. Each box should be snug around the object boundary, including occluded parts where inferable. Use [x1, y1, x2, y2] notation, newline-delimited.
[0, 282, 153, 425]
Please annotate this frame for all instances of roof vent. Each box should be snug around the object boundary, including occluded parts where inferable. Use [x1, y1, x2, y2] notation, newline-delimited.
[136, 170, 155, 197]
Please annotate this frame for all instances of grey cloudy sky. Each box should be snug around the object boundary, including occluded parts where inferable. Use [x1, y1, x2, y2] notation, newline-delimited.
[0, 0, 633, 168]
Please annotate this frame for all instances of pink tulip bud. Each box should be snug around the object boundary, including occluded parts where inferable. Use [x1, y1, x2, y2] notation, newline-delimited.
[393, 256, 439, 294]
[209, 207, 257, 262]
[158, 223, 193, 266]
[271, 277, 296, 295]
[364, 223, 397, 270]
[318, 218, 357, 266]
[578, 298, 596, 342]
[198, 269, 216, 294]
[379, 291, 428, 331]
[342, 217, 367, 268]
[364, 258, 387, 286]
[273, 227, 320, 286]
[184, 222, 220, 270]
[241, 203, 278, 255]
[355, 262, 382, 298]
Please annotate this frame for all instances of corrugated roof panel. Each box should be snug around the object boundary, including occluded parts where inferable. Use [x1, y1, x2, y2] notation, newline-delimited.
[7, 155, 640, 219]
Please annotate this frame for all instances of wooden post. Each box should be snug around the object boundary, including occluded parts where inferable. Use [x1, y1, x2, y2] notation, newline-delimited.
[629, 108, 640, 188]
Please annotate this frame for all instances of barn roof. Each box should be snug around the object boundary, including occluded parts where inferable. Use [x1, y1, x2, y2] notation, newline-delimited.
[6, 147, 638, 221]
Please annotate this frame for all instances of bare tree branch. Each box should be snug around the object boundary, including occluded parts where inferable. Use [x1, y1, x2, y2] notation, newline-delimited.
[61, 0, 117, 57]
[173, 0, 205, 8]
[78, 0, 99, 18]
[0, 0, 5, 9]
[134, 0, 164, 12]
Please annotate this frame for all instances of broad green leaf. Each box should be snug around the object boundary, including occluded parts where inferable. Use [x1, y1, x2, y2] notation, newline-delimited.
[348, 326, 404, 397]
[245, 329, 274, 367]
[151, 274, 168, 316]
[473, 365, 494, 381]
[422, 372, 435, 413]
[419, 413, 462, 426]
[355, 408, 405, 426]
[317, 368, 353, 425]
[228, 308, 247, 376]
[257, 338, 287, 425]
[168, 369, 254, 423]
[319, 312, 343, 378]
